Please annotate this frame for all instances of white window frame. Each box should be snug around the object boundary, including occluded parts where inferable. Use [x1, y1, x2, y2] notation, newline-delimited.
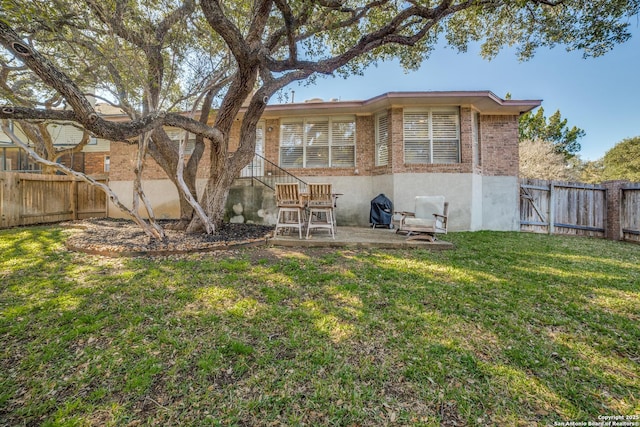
[375, 112, 389, 166]
[280, 116, 356, 168]
[403, 108, 460, 164]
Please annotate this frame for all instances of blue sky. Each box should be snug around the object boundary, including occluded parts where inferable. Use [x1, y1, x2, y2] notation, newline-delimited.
[285, 25, 640, 161]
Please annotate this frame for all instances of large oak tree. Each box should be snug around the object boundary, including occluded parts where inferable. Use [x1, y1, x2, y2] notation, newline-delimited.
[1, 0, 638, 236]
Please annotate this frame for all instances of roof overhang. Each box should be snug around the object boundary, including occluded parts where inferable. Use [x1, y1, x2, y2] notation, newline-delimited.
[95, 91, 541, 125]
[261, 91, 541, 118]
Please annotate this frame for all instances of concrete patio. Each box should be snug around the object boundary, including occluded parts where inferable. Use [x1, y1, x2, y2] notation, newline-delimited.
[269, 226, 454, 249]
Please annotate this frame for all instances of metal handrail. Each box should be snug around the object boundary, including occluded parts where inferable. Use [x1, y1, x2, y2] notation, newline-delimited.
[239, 153, 307, 191]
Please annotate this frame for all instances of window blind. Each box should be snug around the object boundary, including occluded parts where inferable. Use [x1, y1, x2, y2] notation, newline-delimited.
[280, 117, 356, 168]
[280, 121, 304, 167]
[403, 109, 460, 164]
[305, 119, 329, 168]
[432, 111, 460, 163]
[331, 119, 355, 167]
[376, 113, 389, 166]
[404, 111, 431, 164]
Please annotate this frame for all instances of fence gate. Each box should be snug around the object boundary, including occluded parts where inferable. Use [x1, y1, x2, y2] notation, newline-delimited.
[520, 180, 551, 234]
[520, 179, 606, 238]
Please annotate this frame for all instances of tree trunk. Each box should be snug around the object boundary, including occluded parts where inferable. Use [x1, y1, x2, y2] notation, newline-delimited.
[186, 128, 262, 234]
[188, 169, 235, 233]
[147, 129, 201, 229]
[133, 133, 165, 238]
[184, 80, 268, 234]
[186, 139, 230, 233]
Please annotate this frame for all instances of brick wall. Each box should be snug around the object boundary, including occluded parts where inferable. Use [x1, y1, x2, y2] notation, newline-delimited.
[264, 119, 280, 165]
[109, 142, 169, 181]
[109, 143, 136, 180]
[390, 107, 404, 173]
[356, 115, 374, 175]
[58, 151, 109, 176]
[260, 108, 515, 177]
[459, 107, 473, 165]
[108, 107, 521, 181]
[84, 152, 107, 176]
[480, 115, 519, 177]
[109, 136, 217, 181]
[57, 152, 85, 172]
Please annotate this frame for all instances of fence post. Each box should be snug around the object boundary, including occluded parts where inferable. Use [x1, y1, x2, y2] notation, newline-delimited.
[71, 179, 78, 220]
[602, 180, 627, 241]
[0, 175, 4, 228]
[548, 181, 555, 235]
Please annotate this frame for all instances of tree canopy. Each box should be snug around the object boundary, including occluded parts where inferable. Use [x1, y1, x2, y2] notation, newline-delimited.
[1, 0, 639, 236]
[519, 139, 580, 181]
[602, 136, 640, 182]
[519, 107, 586, 158]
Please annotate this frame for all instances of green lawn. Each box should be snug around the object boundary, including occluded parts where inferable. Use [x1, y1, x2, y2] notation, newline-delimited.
[1, 226, 638, 426]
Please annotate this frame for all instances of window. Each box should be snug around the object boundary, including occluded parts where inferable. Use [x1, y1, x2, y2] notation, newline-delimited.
[280, 121, 304, 168]
[403, 108, 460, 164]
[165, 129, 196, 156]
[0, 148, 10, 171]
[168, 132, 196, 156]
[280, 116, 355, 168]
[375, 112, 389, 166]
[240, 123, 265, 177]
[331, 119, 356, 167]
[1, 147, 39, 172]
[305, 119, 329, 167]
[48, 123, 97, 146]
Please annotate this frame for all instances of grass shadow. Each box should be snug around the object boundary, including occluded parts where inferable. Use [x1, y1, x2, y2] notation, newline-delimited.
[0, 228, 638, 425]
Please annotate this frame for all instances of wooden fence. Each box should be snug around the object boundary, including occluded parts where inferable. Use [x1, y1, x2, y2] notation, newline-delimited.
[0, 172, 107, 228]
[622, 186, 640, 243]
[520, 178, 640, 242]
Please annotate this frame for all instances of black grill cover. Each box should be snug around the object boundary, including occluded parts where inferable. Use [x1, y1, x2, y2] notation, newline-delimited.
[370, 193, 393, 227]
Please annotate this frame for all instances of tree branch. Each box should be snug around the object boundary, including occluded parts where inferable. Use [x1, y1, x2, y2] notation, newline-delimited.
[0, 20, 99, 125]
[263, 0, 486, 75]
[133, 132, 166, 238]
[200, 0, 252, 64]
[0, 119, 164, 239]
[156, 0, 197, 42]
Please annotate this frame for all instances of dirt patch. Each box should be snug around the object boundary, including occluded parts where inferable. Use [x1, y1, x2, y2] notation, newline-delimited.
[63, 218, 274, 257]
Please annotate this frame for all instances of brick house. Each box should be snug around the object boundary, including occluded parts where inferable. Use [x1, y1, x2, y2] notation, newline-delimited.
[108, 91, 540, 231]
[0, 120, 110, 176]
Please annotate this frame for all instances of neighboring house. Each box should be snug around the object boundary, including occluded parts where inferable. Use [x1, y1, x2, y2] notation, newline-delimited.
[0, 114, 111, 176]
[108, 91, 541, 231]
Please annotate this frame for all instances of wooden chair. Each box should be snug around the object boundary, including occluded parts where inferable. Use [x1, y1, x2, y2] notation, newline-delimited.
[275, 183, 305, 239]
[306, 183, 335, 239]
[396, 196, 448, 242]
